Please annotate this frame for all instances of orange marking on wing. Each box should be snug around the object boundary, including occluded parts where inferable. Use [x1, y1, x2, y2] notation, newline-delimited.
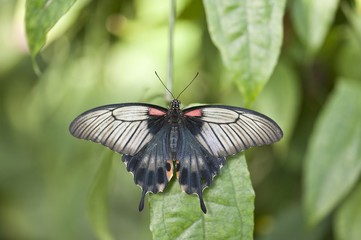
[176, 160, 180, 179]
[184, 109, 202, 117]
[149, 108, 166, 116]
[166, 160, 173, 180]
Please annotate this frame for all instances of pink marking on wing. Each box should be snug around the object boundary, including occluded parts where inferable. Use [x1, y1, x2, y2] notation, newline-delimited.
[185, 109, 202, 117]
[149, 108, 166, 116]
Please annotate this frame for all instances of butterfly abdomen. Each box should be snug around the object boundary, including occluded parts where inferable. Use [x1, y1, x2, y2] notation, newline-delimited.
[170, 126, 179, 154]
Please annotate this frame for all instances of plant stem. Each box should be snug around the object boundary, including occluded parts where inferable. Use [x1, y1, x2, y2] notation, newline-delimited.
[167, 0, 176, 101]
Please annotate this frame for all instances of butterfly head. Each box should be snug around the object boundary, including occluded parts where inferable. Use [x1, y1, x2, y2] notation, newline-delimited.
[171, 99, 180, 110]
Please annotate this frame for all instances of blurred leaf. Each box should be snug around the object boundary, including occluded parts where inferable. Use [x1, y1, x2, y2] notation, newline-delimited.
[203, 0, 286, 105]
[149, 154, 254, 239]
[253, 59, 301, 156]
[291, 0, 340, 54]
[88, 151, 115, 240]
[336, 27, 361, 81]
[304, 79, 361, 226]
[334, 183, 361, 240]
[357, 0, 361, 13]
[25, 0, 77, 57]
[341, 2, 361, 42]
[258, 203, 328, 240]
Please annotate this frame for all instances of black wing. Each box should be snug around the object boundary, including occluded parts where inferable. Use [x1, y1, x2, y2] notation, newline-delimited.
[177, 105, 283, 213]
[69, 103, 172, 210]
[183, 105, 283, 158]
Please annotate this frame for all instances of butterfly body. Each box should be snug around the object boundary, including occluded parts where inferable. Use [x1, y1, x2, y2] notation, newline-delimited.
[69, 99, 283, 213]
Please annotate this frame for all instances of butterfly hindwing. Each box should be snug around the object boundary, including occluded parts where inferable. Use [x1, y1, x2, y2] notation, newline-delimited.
[122, 125, 172, 211]
[177, 124, 226, 213]
[183, 105, 283, 158]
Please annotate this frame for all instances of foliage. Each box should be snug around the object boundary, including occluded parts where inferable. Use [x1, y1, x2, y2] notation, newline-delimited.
[25, 0, 77, 58]
[304, 79, 361, 226]
[1, 0, 361, 239]
[150, 154, 254, 240]
[203, 0, 286, 105]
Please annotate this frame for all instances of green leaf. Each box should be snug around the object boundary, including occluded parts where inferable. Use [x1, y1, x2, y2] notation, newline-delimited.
[334, 183, 361, 240]
[258, 203, 328, 240]
[149, 154, 254, 239]
[253, 59, 301, 156]
[341, 2, 361, 43]
[25, 0, 77, 57]
[335, 23, 361, 81]
[87, 150, 115, 240]
[203, 0, 286, 105]
[291, 0, 340, 54]
[304, 79, 361, 226]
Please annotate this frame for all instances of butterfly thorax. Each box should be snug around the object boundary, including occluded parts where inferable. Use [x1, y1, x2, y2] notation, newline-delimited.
[168, 99, 182, 124]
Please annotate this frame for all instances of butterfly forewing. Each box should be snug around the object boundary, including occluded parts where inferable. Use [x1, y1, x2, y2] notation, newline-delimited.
[69, 104, 167, 156]
[183, 105, 283, 158]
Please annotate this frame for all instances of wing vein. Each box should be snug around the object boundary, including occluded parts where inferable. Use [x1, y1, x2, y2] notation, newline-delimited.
[80, 113, 110, 138]
[95, 119, 119, 142]
[241, 114, 276, 141]
[111, 122, 132, 150]
[85, 115, 113, 140]
[198, 129, 215, 156]
[240, 116, 268, 144]
[103, 121, 123, 145]
[120, 121, 142, 152]
[217, 123, 239, 153]
[236, 118, 262, 145]
[74, 109, 112, 134]
[229, 124, 247, 150]
[208, 123, 229, 155]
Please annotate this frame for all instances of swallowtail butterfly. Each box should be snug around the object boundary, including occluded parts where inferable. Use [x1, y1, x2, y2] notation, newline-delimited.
[69, 78, 283, 213]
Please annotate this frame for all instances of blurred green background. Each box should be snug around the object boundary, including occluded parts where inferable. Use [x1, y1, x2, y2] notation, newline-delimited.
[1, 0, 361, 239]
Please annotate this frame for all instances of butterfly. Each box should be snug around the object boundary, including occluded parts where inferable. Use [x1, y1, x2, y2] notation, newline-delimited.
[69, 76, 283, 213]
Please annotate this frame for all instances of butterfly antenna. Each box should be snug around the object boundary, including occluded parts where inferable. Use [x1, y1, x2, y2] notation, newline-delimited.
[155, 71, 175, 99]
[176, 72, 199, 99]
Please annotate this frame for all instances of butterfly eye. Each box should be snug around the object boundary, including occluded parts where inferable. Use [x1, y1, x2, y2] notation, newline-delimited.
[171, 99, 180, 109]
